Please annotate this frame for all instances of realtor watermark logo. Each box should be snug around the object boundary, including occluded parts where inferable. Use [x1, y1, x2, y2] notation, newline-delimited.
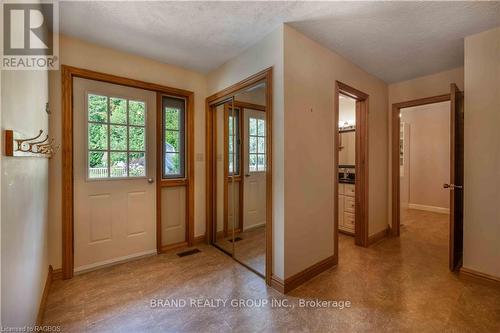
[1, 0, 59, 70]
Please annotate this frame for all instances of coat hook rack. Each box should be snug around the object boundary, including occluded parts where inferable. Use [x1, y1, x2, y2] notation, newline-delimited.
[4, 129, 59, 158]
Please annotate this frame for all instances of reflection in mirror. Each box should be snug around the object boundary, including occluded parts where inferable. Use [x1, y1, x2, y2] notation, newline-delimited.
[232, 81, 267, 276]
[213, 99, 237, 253]
[339, 94, 356, 167]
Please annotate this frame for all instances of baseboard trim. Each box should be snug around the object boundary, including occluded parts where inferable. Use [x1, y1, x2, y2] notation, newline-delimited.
[270, 275, 285, 293]
[37, 265, 54, 325]
[74, 249, 157, 274]
[193, 235, 206, 244]
[368, 227, 389, 246]
[243, 222, 266, 232]
[282, 255, 336, 294]
[338, 229, 354, 236]
[460, 267, 500, 286]
[408, 203, 449, 214]
[52, 268, 62, 281]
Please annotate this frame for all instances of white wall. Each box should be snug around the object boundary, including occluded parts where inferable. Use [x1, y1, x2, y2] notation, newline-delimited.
[463, 27, 500, 278]
[283, 25, 389, 278]
[207, 26, 285, 279]
[1, 70, 50, 326]
[400, 102, 450, 211]
[48, 35, 208, 269]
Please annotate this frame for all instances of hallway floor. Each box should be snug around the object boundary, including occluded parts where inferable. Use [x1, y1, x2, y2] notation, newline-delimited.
[43, 209, 500, 332]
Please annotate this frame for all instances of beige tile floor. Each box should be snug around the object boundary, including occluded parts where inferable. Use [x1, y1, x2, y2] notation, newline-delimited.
[43, 209, 500, 332]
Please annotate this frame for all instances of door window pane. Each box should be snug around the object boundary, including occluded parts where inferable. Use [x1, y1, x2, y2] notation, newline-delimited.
[88, 123, 108, 150]
[248, 117, 266, 172]
[110, 125, 127, 151]
[88, 94, 108, 122]
[129, 127, 145, 151]
[110, 97, 127, 124]
[110, 152, 127, 177]
[129, 100, 146, 126]
[129, 152, 146, 177]
[88, 151, 108, 179]
[87, 93, 147, 179]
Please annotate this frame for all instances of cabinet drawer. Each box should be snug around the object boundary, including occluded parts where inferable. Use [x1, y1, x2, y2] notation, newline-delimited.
[344, 196, 355, 213]
[338, 184, 344, 195]
[344, 212, 355, 227]
[344, 184, 355, 197]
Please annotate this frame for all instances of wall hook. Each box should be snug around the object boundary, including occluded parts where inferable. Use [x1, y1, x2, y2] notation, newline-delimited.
[4, 129, 59, 158]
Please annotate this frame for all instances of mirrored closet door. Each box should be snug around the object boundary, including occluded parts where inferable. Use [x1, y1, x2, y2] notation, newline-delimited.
[209, 80, 268, 278]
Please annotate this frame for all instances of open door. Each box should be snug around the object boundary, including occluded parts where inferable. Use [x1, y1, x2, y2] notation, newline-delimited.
[446, 83, 464, 271]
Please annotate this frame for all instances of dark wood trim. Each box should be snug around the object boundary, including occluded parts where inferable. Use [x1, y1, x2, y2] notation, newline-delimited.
[61, 65, 194, 279]
[223, 104, 230, 237]
[355, 96, 369, 247]
[334, 81, 369, 251]
[37, 265, 54, 325]
[205, 68, 273, 286]
[333, 84, 339, 265]
[233, 101, 266, 112]
[161, 241, 188, 252]
[338, 229, 354, 236]
[270, 276, 285, 293]
[52, 268, 62, 281]
[193, 234, 206, 244]
[449, 84, 464, 271]
[156, 93, 162, 254]
[460, 267, 500, 286]
[206, 68, 270, 104]
[156, 91, 195, 253]
[337, 81, 369, 100]
[222, 104, 245, 236]
[61, 65, 73, 279]
[368, 227, 389, 246]
[186, 89, 195, 246]
[282, 256, 336, 294]
[265, 69, 273, 287]
[4, 130, 14, 156]
[391, 94, 451, 237]
[159, 178, 189, 187]
[205, 104, 215, 246]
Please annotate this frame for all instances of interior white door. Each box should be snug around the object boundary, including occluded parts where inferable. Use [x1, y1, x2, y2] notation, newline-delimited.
[73, 78, 156, 272]
[243, 109, 267, 230]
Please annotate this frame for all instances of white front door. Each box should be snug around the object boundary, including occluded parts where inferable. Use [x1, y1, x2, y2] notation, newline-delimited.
[243, 109, 267, 230]
[73, 78, 156, 272]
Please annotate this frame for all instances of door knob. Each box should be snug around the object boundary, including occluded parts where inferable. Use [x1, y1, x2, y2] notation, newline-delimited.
[443, 183, 462, 189]
[245, 174, 251, 177]
[148, 178, 154, 184]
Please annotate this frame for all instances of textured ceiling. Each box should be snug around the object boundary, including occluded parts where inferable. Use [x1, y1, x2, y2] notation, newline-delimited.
[60, 1, 500, 83]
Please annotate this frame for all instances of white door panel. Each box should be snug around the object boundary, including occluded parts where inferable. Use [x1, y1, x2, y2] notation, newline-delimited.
[243, 109, 267, 230]
[161, 186, 186, 245]
[73, 78, 156, 272]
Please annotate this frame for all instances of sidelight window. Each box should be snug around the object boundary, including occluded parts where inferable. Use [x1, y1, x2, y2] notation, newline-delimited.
[162, 96, 186, 178]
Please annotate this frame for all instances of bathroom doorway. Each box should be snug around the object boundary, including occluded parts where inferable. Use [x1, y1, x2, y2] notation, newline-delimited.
[334, 81, 369, 262]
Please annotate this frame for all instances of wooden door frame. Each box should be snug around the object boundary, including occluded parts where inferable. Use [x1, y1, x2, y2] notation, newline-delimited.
[61, 65, 194, 279]
[156, 93, 195, 252]
[205, 68, 273, 285]
[334, 81, 369, 260]
[222, 104, 244, 237]
[390, 93, 450, 237]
